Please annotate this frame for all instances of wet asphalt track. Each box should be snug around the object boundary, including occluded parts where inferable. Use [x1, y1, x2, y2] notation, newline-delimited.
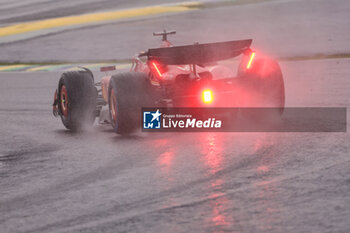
[0, 0, 185, 24]
[0, 0, 350, 232]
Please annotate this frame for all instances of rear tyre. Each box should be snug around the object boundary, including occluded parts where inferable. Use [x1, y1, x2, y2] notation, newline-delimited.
[108, 72, 156, 134]
[238, 58, 285, 120]
[58, 71, 96, 131]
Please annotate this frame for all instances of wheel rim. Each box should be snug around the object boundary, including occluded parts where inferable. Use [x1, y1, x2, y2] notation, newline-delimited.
[110, 89, 117, 124]
[60, 85, 69, 117]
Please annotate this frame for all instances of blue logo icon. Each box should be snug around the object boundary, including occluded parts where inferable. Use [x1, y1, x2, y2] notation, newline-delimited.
[143, 109, 162, 129]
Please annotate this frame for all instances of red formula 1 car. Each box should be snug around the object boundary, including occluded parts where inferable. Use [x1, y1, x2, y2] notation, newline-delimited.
[53, 30, 285, 134]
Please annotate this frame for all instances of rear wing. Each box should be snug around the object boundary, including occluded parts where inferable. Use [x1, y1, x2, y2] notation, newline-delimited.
[144, 39, 252, 65]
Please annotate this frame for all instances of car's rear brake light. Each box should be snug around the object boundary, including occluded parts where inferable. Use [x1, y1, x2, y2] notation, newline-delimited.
[151, 61, 163, 77]
[246, 52, 256, 69]
[202, 89, 213, 104]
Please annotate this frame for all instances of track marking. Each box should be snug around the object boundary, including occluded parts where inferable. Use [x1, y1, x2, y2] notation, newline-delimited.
[0, 2, 202, 38]
[0, 64, 34, 71]
[0, 63, 131, 72]
[26, 65, 61, 72]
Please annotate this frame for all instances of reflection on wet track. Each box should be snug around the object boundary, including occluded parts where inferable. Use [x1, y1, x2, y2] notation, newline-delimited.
[199, 133, 231, 232]
[141, 132, 287, 232]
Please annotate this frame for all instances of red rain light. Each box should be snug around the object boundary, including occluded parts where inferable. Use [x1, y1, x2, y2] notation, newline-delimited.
[246, 52, 256, 69]
[202, 89, 213, 104]
[152, 61, 162, 77]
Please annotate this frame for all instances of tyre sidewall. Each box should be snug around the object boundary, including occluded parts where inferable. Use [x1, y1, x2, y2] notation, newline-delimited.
[58, 71, 96, 130]
[108, 72, 154, 134]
